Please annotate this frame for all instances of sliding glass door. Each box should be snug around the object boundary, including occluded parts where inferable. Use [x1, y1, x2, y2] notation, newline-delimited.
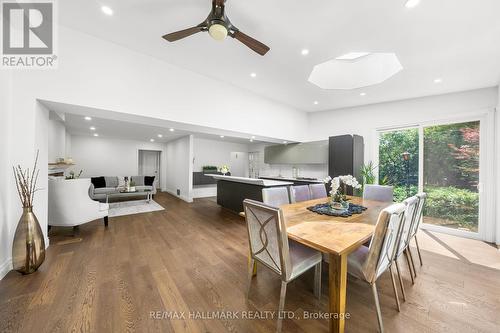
[422, 121, 480, 233]
[377, 118, 484, 238]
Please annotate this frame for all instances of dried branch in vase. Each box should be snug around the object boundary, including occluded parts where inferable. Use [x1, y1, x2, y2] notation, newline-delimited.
[13, 150, 40, 208]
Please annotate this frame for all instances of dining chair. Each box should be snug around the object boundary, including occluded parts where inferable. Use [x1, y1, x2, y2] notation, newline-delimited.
[243, 199, 322, 333]
[290, 185, 312, 203]
[363, 184, 394, 202]
[262, 187, 290, 207]
[408, 193, 427, 272]
[309, 183, 327, 199]
[393, 196, 419, 301]
[347, 202, 406, 333]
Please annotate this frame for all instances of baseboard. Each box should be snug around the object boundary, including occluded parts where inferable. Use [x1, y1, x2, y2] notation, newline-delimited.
[0, 257, 12, 280]
[164, 189, 193, 203]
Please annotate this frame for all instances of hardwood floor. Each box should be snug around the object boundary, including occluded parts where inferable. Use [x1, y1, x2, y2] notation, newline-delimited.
[1, 192, 499, 332]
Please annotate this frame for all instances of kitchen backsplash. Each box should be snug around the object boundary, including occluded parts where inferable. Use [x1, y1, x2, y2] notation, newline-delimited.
[258, 163, 328, 180]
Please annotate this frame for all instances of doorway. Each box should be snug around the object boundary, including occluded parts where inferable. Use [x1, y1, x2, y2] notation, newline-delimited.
[138, 150, 161, 189]
[375, 116, 490, 240]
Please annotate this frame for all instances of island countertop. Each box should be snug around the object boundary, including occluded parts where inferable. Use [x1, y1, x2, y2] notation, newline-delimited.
[208, 175, 293, 186]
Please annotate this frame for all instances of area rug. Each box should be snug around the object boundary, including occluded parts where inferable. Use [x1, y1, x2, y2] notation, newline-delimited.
[108, 199, 165, 217]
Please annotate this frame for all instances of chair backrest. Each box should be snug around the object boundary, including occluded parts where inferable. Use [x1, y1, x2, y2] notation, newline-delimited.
[363, 184, 394, 202]
[409, 192, 427, 238]
[243, 199, 291, 280]
[362, 203, 406, 283]
[262, 187, 290, 207]
[290, 185, 312, 203]
[396, 196, 419, 257]
[309, 183, 327, 199]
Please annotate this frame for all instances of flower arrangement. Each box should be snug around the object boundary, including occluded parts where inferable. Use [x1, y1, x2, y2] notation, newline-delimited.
[219, 165, 230, 175]
[324, 174, 362, 209]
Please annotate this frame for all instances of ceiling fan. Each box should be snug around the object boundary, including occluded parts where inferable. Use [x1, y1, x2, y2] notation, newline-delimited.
[162, 0, 270, 56]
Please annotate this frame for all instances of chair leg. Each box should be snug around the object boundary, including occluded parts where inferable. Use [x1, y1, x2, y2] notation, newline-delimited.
[414, 235, 423, 266]
[73, 226, 80, 237]
[277, 281, 287, 333]
[103, 216, 109, 227]
[371, 283, 384, 333]
[404, 249, 415, 285]
[314, 261, 322, 300]
[246, 258, 255, 298]
[394, 259, 406, 302]
[388, 265, 400, 312]
[407, 247, 418, 279]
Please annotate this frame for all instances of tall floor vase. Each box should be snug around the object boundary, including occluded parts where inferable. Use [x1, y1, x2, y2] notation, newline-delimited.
[12, 207, 46, 274]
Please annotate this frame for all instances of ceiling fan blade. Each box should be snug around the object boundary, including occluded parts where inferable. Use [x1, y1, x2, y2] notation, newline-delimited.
[232, 30, 270, 56]
[162, 26, 204, 42]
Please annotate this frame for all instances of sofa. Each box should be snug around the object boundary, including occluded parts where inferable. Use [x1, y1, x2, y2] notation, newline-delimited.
[89, 176, 157, 201]
[49, 178, 109, 228]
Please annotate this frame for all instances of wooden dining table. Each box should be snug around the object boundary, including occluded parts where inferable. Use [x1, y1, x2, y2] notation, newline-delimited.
[280, 196, 390, 333]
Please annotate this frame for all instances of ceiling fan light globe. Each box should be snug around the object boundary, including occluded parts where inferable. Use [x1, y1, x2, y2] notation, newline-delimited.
[209, 24, 228, 41]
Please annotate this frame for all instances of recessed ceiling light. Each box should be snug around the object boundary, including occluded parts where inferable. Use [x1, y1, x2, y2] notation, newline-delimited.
[434, 78, 443, 83]
[157, 134, 163, 138]
[336, 52, 371, 60]
[405, 0, 421, 9]
[283, 141, 288, 144]
[301, 49, 309, 56]
[250, 139, 254, 142]
[93, 133, 99, 137]
[169, 128, 175, 132]
[313, 101, 319, 105]
[150, 139, 155, 142]
[251, 136, 256, 139]
[250, 73, 257, 78]
[101, 6, 113, 16]
[84, 116, 92, 121]
[90, 126, 96, 131]
[360, 92, 367, 96]
[220, 135, 225, 138]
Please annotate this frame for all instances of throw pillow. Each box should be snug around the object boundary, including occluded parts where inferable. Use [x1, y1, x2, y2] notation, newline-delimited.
[144, 176, 155, 186]
[91, 176, 106, 188]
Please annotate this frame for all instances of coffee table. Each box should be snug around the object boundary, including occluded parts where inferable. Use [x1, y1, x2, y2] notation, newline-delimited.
[105, 188, 152, 204]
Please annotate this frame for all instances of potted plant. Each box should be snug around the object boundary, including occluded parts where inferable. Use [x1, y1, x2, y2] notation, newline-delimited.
[324, 175, 362, 210]
[129, 180, 136, 192]
[218, 165, 230, 176]
[12, 150, 45, 274]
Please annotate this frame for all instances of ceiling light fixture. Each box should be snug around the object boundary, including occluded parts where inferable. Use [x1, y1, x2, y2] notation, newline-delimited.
[301, 49, 309, 56]
[90, 126, 96, 131]
[251, 136, 255, 139]
[157, 134, 163, 138]
[283, 141, 288, 144]
[101, 6, 113, 16]
[434, 78, 443, 83]
[84, 116, 92, 121]
[150, 139, 155, 142]
[169, 128, 175, 132]
[93, 133, 99, 137]
[208, 23, 228, 41]
[250, 72, 257, 78]
[250, 139, 254, 142]
[360, 92, 367, 96]
[313, 101, 319, 105]
[220, 135, 225, 138]
[405, 0, 421, 9]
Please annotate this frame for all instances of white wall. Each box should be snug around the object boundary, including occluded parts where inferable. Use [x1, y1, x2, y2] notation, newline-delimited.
[496, 85, 500, 246]
[48, 118, 67, 162]
[0, 72, 13, 279]
[193, 137, 250, 175]
[69, 135, 168, 189]
[165, 135, 193, 202]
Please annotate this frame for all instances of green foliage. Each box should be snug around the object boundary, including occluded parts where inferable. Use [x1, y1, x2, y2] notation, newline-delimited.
[360, 162, 376, 188]
[379, 128, 419, 187]
[202, 165, 218, 171]
[393, 185, 419, 203]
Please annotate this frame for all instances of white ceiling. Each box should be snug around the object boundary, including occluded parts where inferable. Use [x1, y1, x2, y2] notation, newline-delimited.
[59, 0, 500, 112]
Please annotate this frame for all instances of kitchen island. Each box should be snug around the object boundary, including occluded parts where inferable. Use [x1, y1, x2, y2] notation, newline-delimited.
[209, 175, 293, 213]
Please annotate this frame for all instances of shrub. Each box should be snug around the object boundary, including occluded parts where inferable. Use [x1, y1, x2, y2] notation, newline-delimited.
[424, 186, 478, 228]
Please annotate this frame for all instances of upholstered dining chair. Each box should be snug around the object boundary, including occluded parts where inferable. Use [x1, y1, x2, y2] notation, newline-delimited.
[407, 193, 427, 273]
[363, 184, 394, 202]
[243, 199, 322, 333]
[347, 202, 406, 333]
[309, 183, 327, 199]
[290, 185, 312, 203]
[262, 187, 290, 207]
[393, 196, 419, 302]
